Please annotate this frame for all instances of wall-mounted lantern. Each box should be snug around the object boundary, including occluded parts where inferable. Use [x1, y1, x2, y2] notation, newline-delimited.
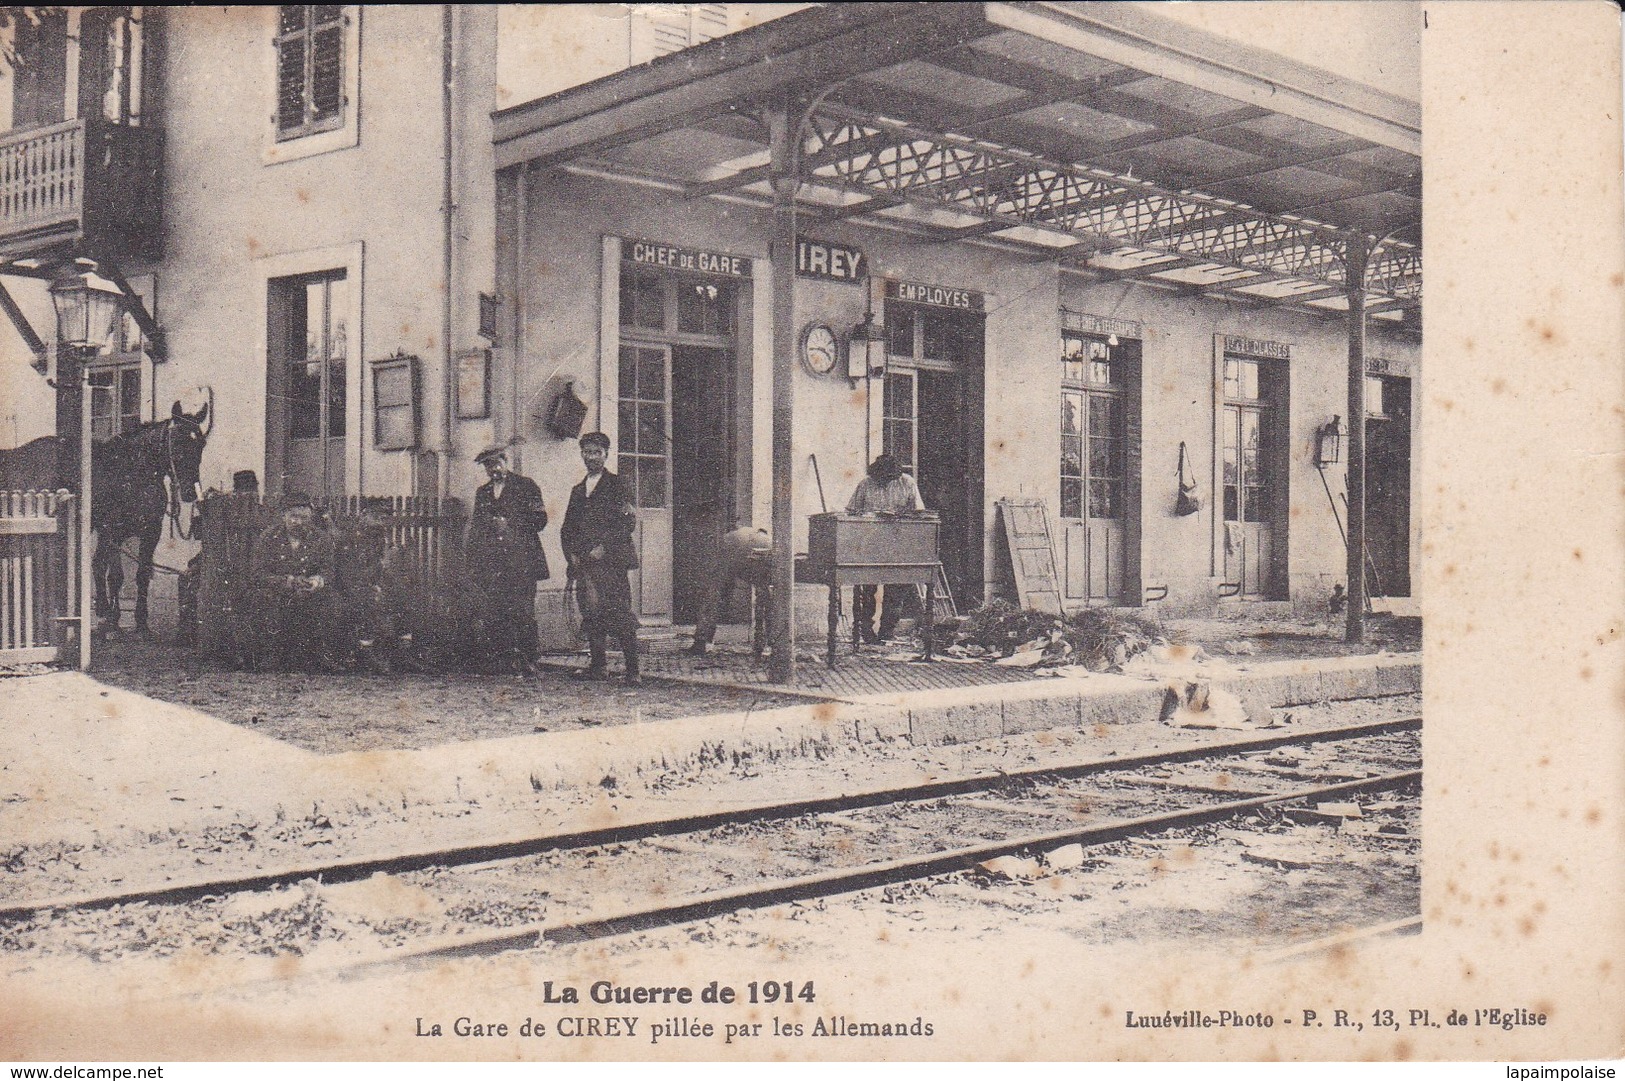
[847, 309, 886, 382]
[1314, 415, 1345, 468]
[545, 381, 589, 440]
[478, 292, 501, 343]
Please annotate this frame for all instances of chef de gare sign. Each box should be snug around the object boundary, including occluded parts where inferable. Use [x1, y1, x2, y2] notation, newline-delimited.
[625, 239, 752, 277]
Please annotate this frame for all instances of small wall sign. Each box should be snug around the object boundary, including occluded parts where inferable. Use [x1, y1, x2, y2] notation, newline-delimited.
[456, 347, 491, 419]
[886, 279, 984, 311]
[624, 239, 752, 278]
[1222, 334, 1291, 360]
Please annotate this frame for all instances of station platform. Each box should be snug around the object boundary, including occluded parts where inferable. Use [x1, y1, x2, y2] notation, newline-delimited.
[0, 628, 1420, 866]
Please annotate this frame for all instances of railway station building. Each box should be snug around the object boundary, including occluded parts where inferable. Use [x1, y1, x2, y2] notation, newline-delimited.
[0, 4, 1420, 667]
[488, 3, 1422, 657]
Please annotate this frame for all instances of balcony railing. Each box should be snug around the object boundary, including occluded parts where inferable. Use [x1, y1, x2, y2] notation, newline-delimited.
[0, 118, 163, 261]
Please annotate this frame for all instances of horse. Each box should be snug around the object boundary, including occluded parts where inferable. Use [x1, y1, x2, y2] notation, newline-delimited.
[0, 396, 211, 635]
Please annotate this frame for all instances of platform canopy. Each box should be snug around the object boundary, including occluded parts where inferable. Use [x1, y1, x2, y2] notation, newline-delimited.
[493, 2, 1421, 319]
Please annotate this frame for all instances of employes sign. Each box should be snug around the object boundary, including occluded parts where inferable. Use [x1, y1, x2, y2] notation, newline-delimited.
[886, 279, 984, 311]
[796, 237, 866, 283]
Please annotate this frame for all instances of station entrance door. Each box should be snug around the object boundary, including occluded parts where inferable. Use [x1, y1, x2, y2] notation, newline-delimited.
[617, 264, 741, 623]
[881, 302, 985, 609]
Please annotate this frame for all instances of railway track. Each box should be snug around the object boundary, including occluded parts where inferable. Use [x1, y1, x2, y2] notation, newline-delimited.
[0, 715, 1421, 974]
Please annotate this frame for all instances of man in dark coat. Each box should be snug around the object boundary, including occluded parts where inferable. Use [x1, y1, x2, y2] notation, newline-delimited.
[467, 445, 550, 673]
[334, 506, 424, 673]
[248, 492, 338, 671]
[560, 431, 640, 684]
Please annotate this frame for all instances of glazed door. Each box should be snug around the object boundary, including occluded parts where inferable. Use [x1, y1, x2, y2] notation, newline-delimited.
[916, 369, 974, 606]
[618, 342, 671, 621]
[267, 272, 348, 502]
[1222, 403, 1273, 599]
[1220, 353, 1286, 600]
[1059, 329, 1134, 606]
[1062, 389, 1128, 605]
[618, 264, 740, 624]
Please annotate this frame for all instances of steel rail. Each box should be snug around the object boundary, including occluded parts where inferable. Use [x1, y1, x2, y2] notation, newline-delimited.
[0, 715, 1420, 921]
[1256, 914, 1423, 965]
[365, 768, 1422, 965]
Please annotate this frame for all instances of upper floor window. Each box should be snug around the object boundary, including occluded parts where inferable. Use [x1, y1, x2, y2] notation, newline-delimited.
[265, 6, 359, 164]
[630, 4, 730, 64]
[275, 6, 345, 141]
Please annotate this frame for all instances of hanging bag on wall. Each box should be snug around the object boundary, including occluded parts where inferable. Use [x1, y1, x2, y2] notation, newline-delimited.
[1175, 441, 1203, 516]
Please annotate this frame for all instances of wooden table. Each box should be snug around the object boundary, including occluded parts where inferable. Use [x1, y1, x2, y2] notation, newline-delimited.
[801, 512, 939, 668]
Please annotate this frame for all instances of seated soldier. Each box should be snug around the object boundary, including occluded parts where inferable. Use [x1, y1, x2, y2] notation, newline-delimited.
[248, 493, 339, 672]
[334, 507, 424, 673]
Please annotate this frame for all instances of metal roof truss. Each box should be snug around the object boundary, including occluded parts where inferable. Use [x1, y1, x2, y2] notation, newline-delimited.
[791, 105, 1418, 304]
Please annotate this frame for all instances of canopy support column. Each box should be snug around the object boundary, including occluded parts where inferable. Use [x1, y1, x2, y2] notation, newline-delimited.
[768, 104, 800, 684]
[1345, 235, 1369, 643]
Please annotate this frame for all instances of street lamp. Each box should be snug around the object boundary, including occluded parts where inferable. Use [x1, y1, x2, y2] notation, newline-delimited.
[49, 271, 125, 672]
[50, 272, 125, 351]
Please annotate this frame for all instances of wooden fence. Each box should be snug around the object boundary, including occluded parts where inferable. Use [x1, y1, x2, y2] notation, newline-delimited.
[0, 489, 81, 665]
[193, 494, 467, 657]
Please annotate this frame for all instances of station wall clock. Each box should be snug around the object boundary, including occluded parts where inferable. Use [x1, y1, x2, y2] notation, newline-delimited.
[800, 322, 839, 376]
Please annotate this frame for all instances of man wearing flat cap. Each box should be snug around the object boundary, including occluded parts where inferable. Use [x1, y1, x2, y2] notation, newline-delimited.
[467, 444, 550, 673]
[561, 431, 641, 684]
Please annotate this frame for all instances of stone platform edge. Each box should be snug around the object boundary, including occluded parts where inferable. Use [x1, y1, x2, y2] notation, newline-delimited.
[318, 654, 1422, 805]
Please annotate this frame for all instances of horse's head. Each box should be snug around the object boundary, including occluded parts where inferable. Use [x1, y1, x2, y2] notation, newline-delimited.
[168, 395, 212, 503]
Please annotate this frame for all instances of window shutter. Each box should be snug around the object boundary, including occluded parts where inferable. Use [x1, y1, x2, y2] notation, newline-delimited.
[646, 11, 689, 58]
[640, 4, 729, 59]
[275, 7, 306, 136]
[693, 5, 729, 42]
[310, 8, 345, 122]
[274, 5, 346, 140]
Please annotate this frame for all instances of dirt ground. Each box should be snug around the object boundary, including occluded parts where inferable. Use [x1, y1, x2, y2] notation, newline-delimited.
[88, 636, 811, 753]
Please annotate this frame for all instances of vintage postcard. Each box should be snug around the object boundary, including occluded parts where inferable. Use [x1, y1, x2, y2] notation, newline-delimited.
[0, 1, 1619, 1064]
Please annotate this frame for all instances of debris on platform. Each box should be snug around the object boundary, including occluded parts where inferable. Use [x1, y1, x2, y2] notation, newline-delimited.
[1043, 844, 1087, 871]
[1239, 690, 1280, 728]
[992, 648, 1046, 668]
[1238, 841, 1320, 870]
[976, 854, 1041, 881]
[1159, 679, 1251, 729]
[1316, 801, 1364, 819]
[951, 601, 1160, 672]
